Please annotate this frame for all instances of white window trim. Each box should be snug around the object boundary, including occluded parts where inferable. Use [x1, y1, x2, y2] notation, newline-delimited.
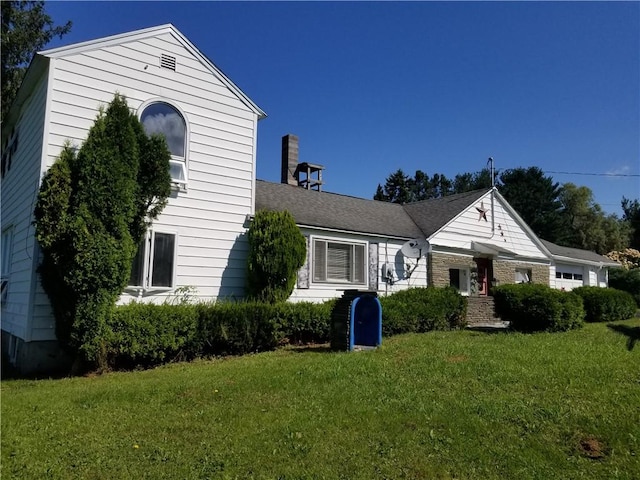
[311, 236, 368, 286]
[449, 266, 471, 296]
[127, 229, 178, 292]
[137, 99, 189, 190]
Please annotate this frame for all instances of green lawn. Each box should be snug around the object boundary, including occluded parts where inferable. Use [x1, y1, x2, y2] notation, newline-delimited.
[2, 320, 639, 480]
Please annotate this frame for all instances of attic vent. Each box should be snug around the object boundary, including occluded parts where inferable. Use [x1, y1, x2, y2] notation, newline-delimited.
[160, 54, 176, 71]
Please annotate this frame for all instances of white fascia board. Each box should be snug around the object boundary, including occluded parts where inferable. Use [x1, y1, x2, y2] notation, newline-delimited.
[296, 224, 414, 241]
[39, 24, 267, 119]
[491, 189, 554, 258]
[552, 255, 620, 268]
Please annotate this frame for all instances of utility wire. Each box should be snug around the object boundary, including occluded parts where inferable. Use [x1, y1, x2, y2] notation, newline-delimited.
[543, 170, 640, 178]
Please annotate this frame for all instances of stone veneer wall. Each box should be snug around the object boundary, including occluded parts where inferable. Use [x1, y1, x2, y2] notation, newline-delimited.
[429, 253, 550, 288]
[429, 253, 476, 287]
[493, 260, 549, 287]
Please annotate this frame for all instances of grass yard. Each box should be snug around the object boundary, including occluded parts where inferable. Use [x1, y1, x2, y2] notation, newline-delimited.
[2, 320, 639, 480]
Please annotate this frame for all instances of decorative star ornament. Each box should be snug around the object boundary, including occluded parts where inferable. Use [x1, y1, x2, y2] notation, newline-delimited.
[476, 201, 488, 222]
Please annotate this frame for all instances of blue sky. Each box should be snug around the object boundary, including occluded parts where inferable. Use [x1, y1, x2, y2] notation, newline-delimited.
[45, 1, 639, 215]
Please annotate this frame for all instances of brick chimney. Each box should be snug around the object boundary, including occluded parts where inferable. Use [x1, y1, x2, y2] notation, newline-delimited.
[281, 134, 299, 186]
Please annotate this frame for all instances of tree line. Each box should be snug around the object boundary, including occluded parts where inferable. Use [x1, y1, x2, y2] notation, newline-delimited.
[374, 167, 640, 255]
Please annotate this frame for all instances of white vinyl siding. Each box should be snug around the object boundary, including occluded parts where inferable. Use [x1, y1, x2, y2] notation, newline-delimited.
[40, 30, 260, 307]
[288, 229, 428, 303]
[0, 73, 49, 340]
[430, 191, 548, 260]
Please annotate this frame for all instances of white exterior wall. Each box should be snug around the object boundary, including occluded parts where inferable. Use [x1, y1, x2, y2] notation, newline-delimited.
[288, 228, 428, 303]
[430, 191, 548, 259]
[29, 31, 260, 340]
[1, 75, 49, 342]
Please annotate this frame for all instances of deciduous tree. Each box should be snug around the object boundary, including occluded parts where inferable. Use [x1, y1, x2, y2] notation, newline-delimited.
[1, 1, 71, 121]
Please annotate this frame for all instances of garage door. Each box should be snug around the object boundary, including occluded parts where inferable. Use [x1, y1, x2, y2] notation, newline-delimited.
[555, 264, 585, 291]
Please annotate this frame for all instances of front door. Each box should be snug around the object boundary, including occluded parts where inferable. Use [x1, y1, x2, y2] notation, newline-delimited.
[475, 258, 492, 296]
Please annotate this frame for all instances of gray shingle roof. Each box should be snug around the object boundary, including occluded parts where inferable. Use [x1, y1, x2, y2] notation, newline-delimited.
[540, 239, 620, 266]
[402, 189, 491, 237]
[255, 180, 424, 239]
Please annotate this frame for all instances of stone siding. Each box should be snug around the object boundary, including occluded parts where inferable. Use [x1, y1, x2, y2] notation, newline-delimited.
[429, 253, 550, 288]
[429, 253, 476, 287]
[493, 260, 549, 287]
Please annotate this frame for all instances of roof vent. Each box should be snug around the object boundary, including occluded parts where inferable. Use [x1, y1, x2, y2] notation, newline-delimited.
[160, 54, 176, 71]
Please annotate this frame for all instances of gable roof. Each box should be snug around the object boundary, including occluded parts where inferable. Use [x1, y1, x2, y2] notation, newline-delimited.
[402, 188, 490, 238]
[255, 180, 424, 239]
[4, 24, 265, 129]
[540, 239, 620, 267]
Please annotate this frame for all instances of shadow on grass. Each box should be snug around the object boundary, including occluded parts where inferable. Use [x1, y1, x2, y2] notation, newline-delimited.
[606, 323, 640, 351]
[285, 344, 333, 354]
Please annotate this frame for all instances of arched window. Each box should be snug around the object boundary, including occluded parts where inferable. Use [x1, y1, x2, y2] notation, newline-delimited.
[140, 102, 187, 186]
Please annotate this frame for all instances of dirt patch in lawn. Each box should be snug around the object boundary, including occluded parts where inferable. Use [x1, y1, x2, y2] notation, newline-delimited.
[445, 355, 468, 363]
[578, 435, 608, 459]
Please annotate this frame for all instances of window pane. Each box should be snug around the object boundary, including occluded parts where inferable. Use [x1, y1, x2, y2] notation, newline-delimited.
[141, 103, 185, 157]
[562, 272, 572, 279]
[449, 269, 460, 289]
[169, 160, 186, 183]
[129, 239, 146, 287]
[313, 240, 327, 282]
[151, 233, 175, 287]
[555, 271, 561, 278]
[327, 242, 350, 281]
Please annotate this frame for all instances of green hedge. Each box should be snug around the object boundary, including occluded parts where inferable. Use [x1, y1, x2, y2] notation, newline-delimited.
[571, 286, 637, 323]
[493, 284, 585, 332]
[106, 300, 335, 369]
[608, 268, 640, 306]
[379, 287, 467, 336]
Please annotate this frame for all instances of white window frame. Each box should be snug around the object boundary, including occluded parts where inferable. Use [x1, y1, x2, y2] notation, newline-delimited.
[128, 229, 178, 291]
[311, 237, 368, 286]
[138, 100, 189, 190]
[515, 268, 532, 284]
[1, 226, 14, 304]
[449, 267, 471, 296]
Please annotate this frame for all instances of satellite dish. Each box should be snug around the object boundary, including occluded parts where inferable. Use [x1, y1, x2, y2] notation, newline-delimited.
[400, 239, 429, 259]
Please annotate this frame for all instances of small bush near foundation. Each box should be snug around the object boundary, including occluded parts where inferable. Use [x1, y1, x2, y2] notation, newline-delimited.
[571, 287, 637, 323]
[380, 287, 467, 335]
[493, 284, 584, 332]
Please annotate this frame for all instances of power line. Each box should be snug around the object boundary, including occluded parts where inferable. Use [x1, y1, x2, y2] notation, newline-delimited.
[543, 170, 640, 178]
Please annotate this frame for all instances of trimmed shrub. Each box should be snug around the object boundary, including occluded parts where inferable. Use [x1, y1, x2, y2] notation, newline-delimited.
[195, 302, 281, 356]
[274, 300, 335, 344]
[104, 299, 335, 369]
[379, 287, 467, 336]
[108, 303, 199, 369]
[493, 284, 584, 332]
[246, 210, 306, 303]
[571, 286, 637, 322]
[608, 268, 640, 306]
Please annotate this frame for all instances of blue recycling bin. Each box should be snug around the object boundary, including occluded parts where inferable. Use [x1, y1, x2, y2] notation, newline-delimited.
[331, 290, 382, 351]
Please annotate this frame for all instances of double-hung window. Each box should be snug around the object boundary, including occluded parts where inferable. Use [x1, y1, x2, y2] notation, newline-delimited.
[313, 238, 366, 285]
[129, 231, 177, 289]
[140, 102, 187, 187]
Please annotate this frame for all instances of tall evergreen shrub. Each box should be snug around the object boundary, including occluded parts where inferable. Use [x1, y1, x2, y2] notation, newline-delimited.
[246, 210, 306, 303]
[34, 94, 171, 367]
